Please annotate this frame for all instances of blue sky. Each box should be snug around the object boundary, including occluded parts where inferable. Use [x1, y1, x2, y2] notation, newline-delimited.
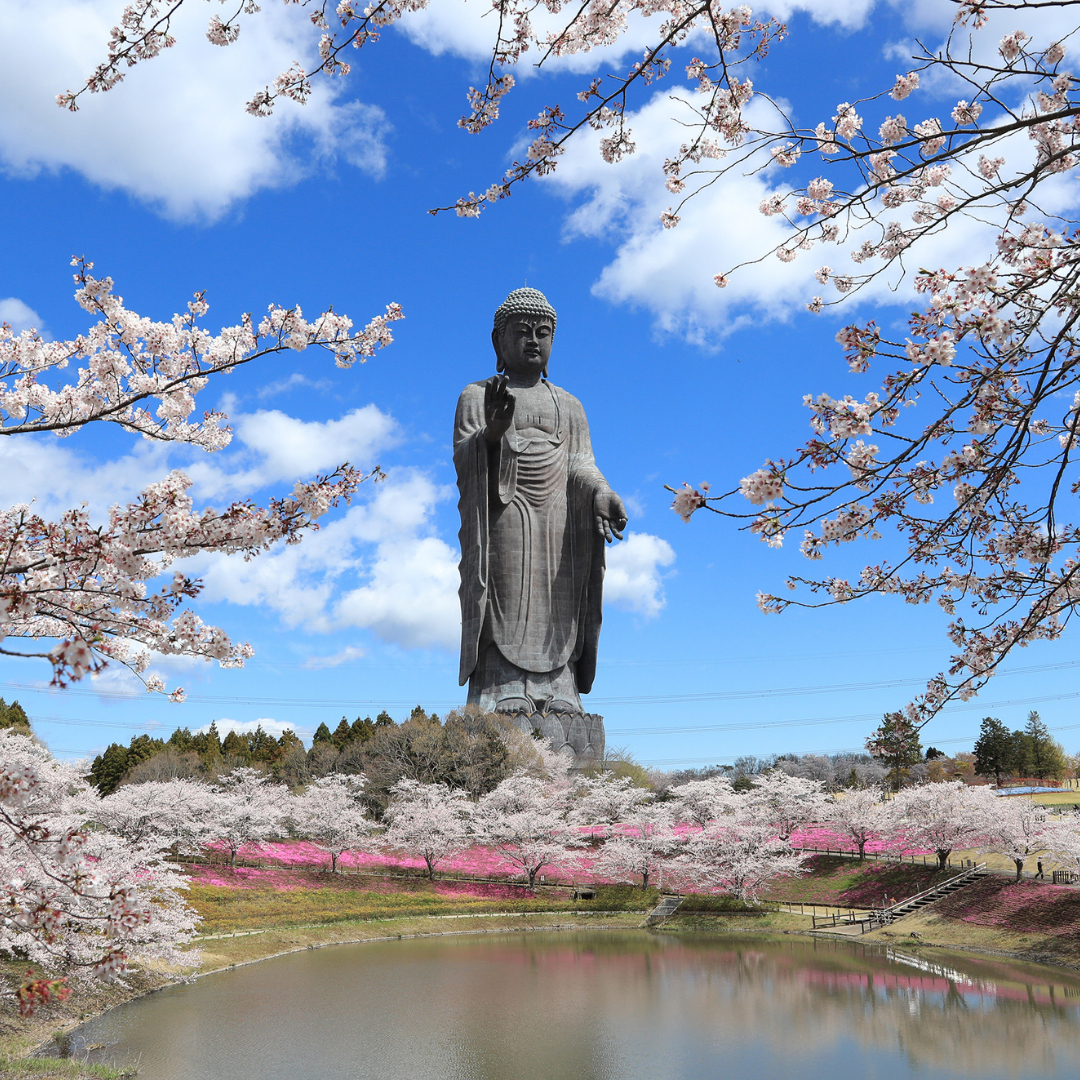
[3, 0, 1080, 767]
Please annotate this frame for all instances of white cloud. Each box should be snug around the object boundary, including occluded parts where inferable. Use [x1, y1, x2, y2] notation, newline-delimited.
[186, 404, 399, 499]
[0, 0, 390, 220]
[256, 373, 334, 400]
[542, 84, 1080, 340]
[334, 535, 461, 650]
[192, 470, 463, 650]
[398, 3, 681, 74]
[0, 435, 172, 520]
[604, 532, 675, 617]
[545, 91, 824, 339]
[0, 403, 397, 521]
[396, 0, 889, 74]
[303, 645, 367, 669]
[760, 0, 880, 28]
[0, 298, 45, 335]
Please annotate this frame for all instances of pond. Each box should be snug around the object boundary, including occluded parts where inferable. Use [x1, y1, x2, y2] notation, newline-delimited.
[61, 931, 1080, 1079]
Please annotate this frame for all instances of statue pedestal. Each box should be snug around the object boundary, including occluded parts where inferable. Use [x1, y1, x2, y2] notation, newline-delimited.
[500, 709, 605, 764]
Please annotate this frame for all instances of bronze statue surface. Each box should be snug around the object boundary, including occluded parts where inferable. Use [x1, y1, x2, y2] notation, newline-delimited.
[454, 289, 626, 758]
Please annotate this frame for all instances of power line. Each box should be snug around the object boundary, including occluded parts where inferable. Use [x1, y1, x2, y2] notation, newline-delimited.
[7, 654, 1080, 712]
[606, 689, 1080, 737]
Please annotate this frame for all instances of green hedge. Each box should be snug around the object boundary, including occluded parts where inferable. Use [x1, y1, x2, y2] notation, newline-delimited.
[677, 893, 778, 914]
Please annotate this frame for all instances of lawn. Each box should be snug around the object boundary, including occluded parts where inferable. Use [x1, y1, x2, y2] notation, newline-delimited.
[764, 855, 957, 907]
[186, 870, 655, 935]
[1031, 791, 1080, 808]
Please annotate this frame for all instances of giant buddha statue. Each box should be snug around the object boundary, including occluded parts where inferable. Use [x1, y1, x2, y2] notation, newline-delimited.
[454, 288, 626, 758]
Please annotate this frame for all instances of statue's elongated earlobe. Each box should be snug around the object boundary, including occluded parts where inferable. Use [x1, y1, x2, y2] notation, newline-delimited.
[496, 357, 506, 373]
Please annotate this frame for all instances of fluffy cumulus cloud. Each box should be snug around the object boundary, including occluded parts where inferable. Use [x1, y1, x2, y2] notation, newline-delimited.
[0, 435, 172, 521]
[543, 80, 1080, 339]
[0, 0, 389, 219]
[604, 532, 676, 617]
[0, 298, 46, 334]
[193, 470, 462, 651]
[0, 403, 398, 519]
[396, 0, 888, 73]
[186, 405, 399, 499]
[545, 91, 822, 339]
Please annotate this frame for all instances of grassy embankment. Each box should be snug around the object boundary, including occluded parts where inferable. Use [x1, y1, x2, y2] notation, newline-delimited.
[186, 872, 652, 936]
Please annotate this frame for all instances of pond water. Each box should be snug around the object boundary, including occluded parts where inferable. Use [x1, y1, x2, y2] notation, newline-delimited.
[62, 931, 1080, 1080]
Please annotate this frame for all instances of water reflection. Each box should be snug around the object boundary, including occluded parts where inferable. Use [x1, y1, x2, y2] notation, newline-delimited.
[65, 933, 1080, 1080]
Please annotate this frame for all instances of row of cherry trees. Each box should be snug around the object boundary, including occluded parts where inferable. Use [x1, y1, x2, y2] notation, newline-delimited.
[8, 729, 1080, 1013]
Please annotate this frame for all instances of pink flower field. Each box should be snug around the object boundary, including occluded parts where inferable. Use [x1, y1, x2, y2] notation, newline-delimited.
[187, 863, 545, 901]
[790, 826, 932, 858]
[934, 878, 1080, 936]
[193, 840, 607, 888]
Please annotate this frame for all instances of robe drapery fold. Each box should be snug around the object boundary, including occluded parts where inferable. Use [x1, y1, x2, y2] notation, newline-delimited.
[455, 379, 609, 705]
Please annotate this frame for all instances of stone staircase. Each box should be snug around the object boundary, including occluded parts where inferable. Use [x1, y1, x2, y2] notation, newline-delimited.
[812, 862, 987, 934]
[882, 862, 987, 921]
[643, 895, 684, 925]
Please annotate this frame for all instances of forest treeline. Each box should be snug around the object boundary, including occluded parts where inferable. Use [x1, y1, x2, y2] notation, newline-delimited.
[88, 706, 534, 813]
[84, 701, 1077, 816]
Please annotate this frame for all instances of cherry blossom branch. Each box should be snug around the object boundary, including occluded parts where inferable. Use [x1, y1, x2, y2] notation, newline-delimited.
[0, 260, 401, 692]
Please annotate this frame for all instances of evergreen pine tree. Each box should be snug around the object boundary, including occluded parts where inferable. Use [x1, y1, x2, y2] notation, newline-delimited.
[332, 717, 353, 750]
[866, 711, 923, 792]
[0, 699, 31, 731]
[1009, 729, 1033, 779]
[90, 743, 130, 795]
[351, 716, 376, 743]
[312, 722, 334, 745]
[974, 717, 1013, 786]
[1025, 711, 1055, 779]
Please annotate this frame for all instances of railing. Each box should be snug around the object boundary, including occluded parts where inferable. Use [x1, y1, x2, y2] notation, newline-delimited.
[792, 846, 982, 870]
[778, 902, 875, 921]
[809, 862, 986, 933]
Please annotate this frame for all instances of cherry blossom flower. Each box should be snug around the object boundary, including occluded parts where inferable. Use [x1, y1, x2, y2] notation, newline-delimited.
[890, 72, 920, 100]
[671, 482, 710, 522]
[739, 468, 783, 505]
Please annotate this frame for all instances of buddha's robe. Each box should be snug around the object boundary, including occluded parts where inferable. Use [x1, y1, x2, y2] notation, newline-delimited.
[454, 379, 609, 713]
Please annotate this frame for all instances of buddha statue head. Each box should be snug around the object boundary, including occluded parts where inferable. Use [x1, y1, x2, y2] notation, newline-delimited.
[492, 288, 557, 378]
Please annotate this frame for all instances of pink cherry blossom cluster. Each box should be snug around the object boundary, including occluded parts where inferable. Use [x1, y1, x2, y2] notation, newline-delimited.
[739, 468, 783, 505]
[670, 481, 711, 522]
[0, 732, 198, 1010]
[0, 260, 400, 690]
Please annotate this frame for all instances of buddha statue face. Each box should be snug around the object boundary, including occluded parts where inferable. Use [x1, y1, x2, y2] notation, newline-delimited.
[492, 314, 554, 380]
